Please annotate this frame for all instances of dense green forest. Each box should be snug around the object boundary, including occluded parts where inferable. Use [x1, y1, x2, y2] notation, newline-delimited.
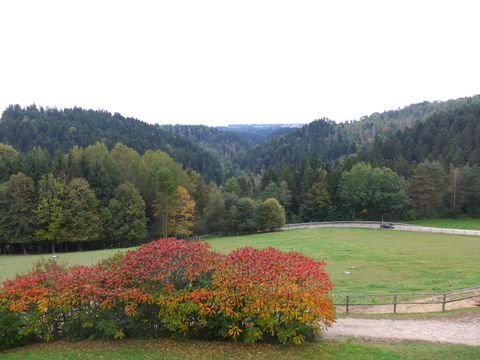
[159, 125, 255, 176]
[242, 95, 480, 171]
[240, 119, 357, 171]
[1, 95, 480, 253]
[0, 142, 286, 254]
[360, 96, 480, 173]
[0, 105, 224, 183]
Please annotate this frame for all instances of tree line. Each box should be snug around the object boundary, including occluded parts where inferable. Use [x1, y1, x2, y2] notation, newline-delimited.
[0, 142, 286, 254]
[219, 158, 480, 225]
[2, 137, 480, 254]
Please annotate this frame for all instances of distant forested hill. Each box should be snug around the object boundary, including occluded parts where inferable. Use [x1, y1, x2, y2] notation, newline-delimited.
[361, 96, 480, 174]
[160, 124, 300, 176]
[1, 95, 479, 183]
[159, 124, 256, 177]
[241, 119, 358, 171]
[0, 105, 223, 183]
[218, 124, 300, 144]
[160, 125, 254, 167]
[345, 95, 480, 146]
[242, 95, 480, 171]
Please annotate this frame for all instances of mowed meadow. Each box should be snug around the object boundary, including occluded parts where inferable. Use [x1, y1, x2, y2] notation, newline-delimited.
[2, 228, 480, 359]
[2, 228, 480, 295]
[208, 228, 480, 294]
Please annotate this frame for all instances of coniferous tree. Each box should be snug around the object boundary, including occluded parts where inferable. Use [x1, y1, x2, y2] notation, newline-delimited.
[408, 161, 448, 218]
[300, 181, 333, 222]
[237, 174, 256, 198]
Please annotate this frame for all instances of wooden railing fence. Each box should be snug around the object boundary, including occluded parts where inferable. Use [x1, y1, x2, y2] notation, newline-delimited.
[334, 285, 480, 314]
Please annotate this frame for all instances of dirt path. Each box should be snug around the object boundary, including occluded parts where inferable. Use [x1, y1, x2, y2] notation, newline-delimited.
[323, 316, 480, 346]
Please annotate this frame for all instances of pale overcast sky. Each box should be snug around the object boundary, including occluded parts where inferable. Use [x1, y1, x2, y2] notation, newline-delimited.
[0, 0, 479, 126]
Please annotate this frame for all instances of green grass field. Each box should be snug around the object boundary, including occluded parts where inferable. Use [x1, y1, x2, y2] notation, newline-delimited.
[2, 339, 479, 360]
[2, 228, 480, 358]
[408, 218, 480, 230]
[207, 228, 480, 294]
[0, 248, 132, 283]
[2, 228, 480, 295]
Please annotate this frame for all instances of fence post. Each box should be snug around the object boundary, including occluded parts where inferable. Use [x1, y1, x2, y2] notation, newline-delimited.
[346, 296, 349, 314]
[442, 294, 447, 312]
[393, 294, 397, 314]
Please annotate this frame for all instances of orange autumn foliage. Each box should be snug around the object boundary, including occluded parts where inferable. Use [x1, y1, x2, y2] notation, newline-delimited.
[0, 239, 334, 346]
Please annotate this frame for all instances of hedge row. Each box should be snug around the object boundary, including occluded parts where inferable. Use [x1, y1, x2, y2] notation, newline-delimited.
[0, 239, 334, 349]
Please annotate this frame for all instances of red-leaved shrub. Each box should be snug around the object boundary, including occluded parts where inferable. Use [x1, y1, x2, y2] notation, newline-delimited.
[208, 247, 334, 344]
[121, 238, 219, 291]
[0, 239, 334, 347]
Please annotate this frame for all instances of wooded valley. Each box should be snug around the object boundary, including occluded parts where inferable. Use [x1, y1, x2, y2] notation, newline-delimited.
[1, 95, 480, 253]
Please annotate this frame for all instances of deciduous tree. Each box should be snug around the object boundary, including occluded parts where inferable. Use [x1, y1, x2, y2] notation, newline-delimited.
[35, 173, 66, 253]
[339, 163, 409, 219]
[64, 178, 102, 250]
[106, 182, 147, 244]
[0, 144, 20, 182]
[168, 185, 196, 237]
[0, 173, 36, 253]
[257, 198, 286, 232]
[203, 186, 225, 233]
[461, 166, 480, 216]
[237, 197, 258, 234]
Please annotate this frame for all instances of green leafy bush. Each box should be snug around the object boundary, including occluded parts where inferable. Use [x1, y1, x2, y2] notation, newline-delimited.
[0, 306, 34, 351]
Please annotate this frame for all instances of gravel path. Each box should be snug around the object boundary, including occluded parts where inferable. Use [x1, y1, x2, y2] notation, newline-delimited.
[324, 317, 480, 346]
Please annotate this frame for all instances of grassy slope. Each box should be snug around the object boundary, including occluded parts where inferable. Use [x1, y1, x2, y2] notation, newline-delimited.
[207, 228, 480, 294]
[1, 339, 479, 360]
[2, 228, 480, 295]
[408, 218, 480, 230]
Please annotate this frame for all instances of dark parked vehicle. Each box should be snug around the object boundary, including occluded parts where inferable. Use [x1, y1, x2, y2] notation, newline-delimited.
[380, 223, 395, 229]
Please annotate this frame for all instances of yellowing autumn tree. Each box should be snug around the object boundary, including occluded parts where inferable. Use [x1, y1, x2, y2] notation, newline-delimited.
[168, 185, 196, 237]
